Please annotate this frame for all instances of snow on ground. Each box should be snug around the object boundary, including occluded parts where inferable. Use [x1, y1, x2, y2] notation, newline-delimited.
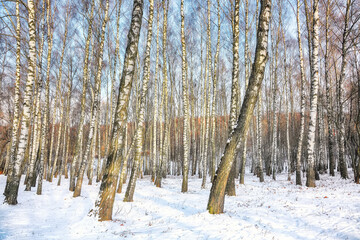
[0, 172, 360, 240]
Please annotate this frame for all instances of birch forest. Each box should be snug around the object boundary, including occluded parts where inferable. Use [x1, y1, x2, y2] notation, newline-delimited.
[0, 0, 360, 238]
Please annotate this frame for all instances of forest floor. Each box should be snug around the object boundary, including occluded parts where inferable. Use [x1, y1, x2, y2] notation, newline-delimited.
[0, 170, 359, 239]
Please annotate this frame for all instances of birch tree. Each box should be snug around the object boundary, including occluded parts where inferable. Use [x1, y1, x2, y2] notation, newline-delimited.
[180, 0, 190, 193]
[295, 0, 306, 185]
[155, 0, 169, 188]
[324, 0, 335, 177]
[207, 0, 271, 214]
[4, 0, 37, 204]
[91, 0, 144, 221]
[337, 0, 351, 179]
[151, 5, 160, 182]
[306, 0, 320, 188]
[124, 0, 154, 202]
[225, 0, 240, 196]
[4, 0, 21, 182]
[211, 0, 221, 182]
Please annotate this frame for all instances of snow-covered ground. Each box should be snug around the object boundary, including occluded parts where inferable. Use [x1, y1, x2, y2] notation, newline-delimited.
[0, 172, 359, 240]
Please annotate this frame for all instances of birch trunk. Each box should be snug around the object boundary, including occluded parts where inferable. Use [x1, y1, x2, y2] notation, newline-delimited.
[4, 0, 20, 184]
[37, 0, 53, 193]
[271, 17, 280, 181]
[88, 109, 99, 185]
[24, 2, 44, 190]
[4, 0, 37, 204]
[201, 43, 211, 189]
[91, 0, 144, 221]
[324, 0, 335, 177]
[282, 27, 291, 181]
[257, 94, 264, 182]
[116, 124, 130, 193]
[124, 0, 154, 202]
[207, 0, 271, 214]
[201, 0, 213, 189]
[306, 0, 320, 188]
[239, 0, 250, 185]
[155, 0, 169, 188]
[180, 0, 190, 192]
[225, 0, 240, 195]
[151, 6, 160, 182]
[295, 0, 306, 186]
[337, 0, 351, 179]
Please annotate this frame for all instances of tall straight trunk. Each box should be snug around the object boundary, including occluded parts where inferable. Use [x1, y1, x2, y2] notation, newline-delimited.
[207, 0, 271, 214]
[74, 0, 109, 198]
[24, 73, 39, 187]
[124, 0, 154, 202]
[24, 1, 46, 190]
[151, 5, 160, 182]
[306, 0, 320, 188]
[190, 66, 197, 176]
[4, 0, 37, 204]
[282, 26, 291, 181]
[155, 0, 169, 188]
[69, 0, 95, 191]
[201, 0, 213, 189]
[202, 42, 211, 189]
[25, 21, 45, 187]
[210, 0, 220, 182]
[4, 0, 21, 182]
[37, 0, 54, 194]
[324, 0, 335, 177]
[27, 14, 46, 184]
[337, 0, 351, 179]
[295, 0, 306, 186]
[199, 35, 206, 179]
[198, 30, 204, 179]
[48, 105, 58, 180]
[271, 15, 280, 181]
[225, 0, 240, 196]
[180, 0, 190, 192]
[39, 0, 50, 181]
[257, 94, 264, 182]
[318, 99, 326, 174]
[91, 0, 144, 221]
[239, 0, 250, 185]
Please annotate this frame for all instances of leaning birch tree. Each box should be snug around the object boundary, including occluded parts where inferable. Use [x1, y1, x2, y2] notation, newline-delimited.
[91, 0, 144, 221]
[207, 0, 271, 214]
[124, 0, 154, 202]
